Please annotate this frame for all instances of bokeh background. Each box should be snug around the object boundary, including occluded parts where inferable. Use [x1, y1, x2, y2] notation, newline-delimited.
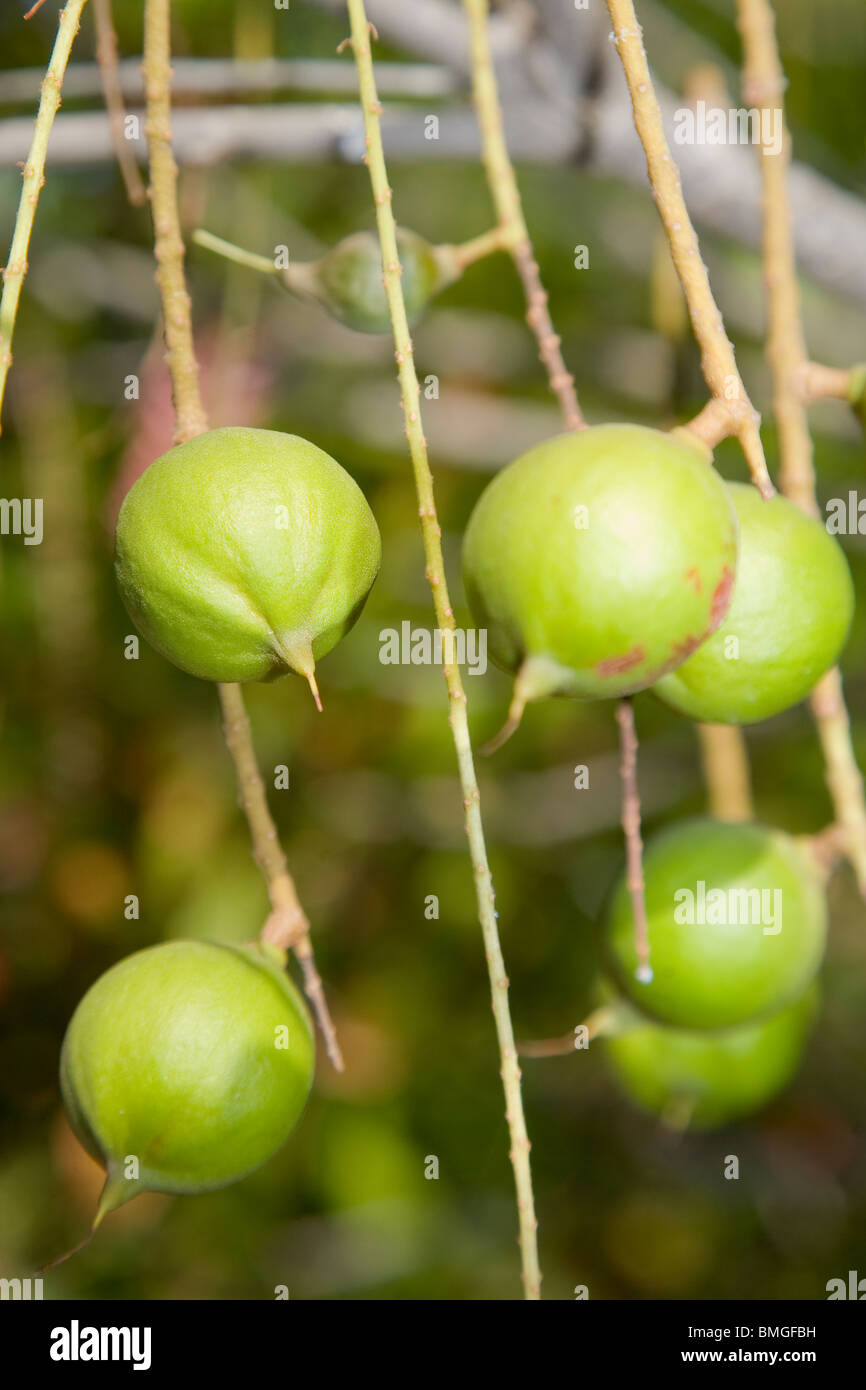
[1, 0, 865, 1300]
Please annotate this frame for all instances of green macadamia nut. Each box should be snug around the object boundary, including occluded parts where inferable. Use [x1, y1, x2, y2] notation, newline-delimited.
[60, 940, 314, 1223]
[603, 986, 817, 1130]
[461, 424, 738, 736]
[606, 818, 826, 1031]
[654, 483, 854, 724]
[115, 426, 381, 699]
[283, 227, 459, 334]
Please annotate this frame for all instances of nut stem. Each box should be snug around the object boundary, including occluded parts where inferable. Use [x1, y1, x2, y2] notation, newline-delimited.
[193, 227, 280, 278]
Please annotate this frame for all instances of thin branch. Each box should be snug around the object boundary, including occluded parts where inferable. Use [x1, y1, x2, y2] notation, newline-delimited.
[736, 0, 811, 513]
[218, 684, 343, 1071]
[0, 57, 459, 105]
[0, 0, 89, 434]
[1, 95, 865, 312]
[615, 700, 651, 983]
[605, 0, 773, 499]
[697, 723, 754, 822]
[736, 0, 866, 897]
[343, 0, 541, 1301]
[809, 670, 866, 896]
[93, 0, 147, 206]
[193, 227, 278, 277]
[519, 1006, 618, 1058]
[142, 0, 343, 1063]
[462, 0, 584, 431]
[142, 0, 206, 444]
[800, 361, 866, 406]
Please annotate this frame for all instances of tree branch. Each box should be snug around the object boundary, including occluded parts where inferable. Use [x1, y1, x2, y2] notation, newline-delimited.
[0, 57, 459, 104]
[343, 0, 541, 1300]
[462, 0, 584, 430]
[606, 0, 773, 498]
[0, 0, 90, 433]
[736, 0, 866, 897]
[1, 86, 864, 308]
[142, 0, 343, 1065]
[92, 0, 147, 206]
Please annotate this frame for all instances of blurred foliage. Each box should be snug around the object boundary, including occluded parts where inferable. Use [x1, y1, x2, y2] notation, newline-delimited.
[0, 0, 865, 1300]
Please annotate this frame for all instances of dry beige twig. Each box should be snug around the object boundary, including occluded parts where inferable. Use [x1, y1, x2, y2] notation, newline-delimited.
[143, 0, 343, 1064]
[606, 0, 773, 499]
[736, 0, 866, 895]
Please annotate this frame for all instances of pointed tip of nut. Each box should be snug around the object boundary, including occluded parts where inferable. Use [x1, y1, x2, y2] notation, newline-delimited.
[482, 707, 523, 756]
[306, 670, 323, 712]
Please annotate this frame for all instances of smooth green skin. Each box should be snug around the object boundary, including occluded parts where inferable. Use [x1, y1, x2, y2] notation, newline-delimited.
[461, 424, 739, 700]
[115, 427, 382, 685]
[60, 940, 314, 1215]
[287, 228, 445, 334]
[606, 819, 827, 1030]
[603, 987, 818, 1130]
[655, 483, 854, 724]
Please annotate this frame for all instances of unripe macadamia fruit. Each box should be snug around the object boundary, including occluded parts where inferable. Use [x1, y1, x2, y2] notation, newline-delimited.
[654, 483, 854, 724]
[60, 940, 314, 1223]
[606, 818, 826, 1031]
[461, 424, 738, 736]
[115, 426, 381, 700]
[603, 986, 817, 1129]
[283, 227, 460, 334]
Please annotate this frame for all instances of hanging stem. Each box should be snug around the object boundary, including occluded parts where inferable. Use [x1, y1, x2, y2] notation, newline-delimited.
[519, 1006, 619, 1058]
[605, 0, 773, 499]
[218, 684, 343, 1070]
[697, 723, 754, 822]
[446, 225, 509, 271]
[800, 362, 866, 405]
[736, 0, 866, 895]
[143, 0, 207, 444]
[142, 0, 343, 1063]
[0, 0, 90, 433]
[192, 228, 280, 277]
[343, 1, 541, 1301]
[461, 0, 585, 431]
[93, 0, 147, 207]
[615, 700, 652, 982]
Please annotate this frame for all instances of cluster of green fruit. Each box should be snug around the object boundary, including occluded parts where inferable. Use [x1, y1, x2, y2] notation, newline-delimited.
[600, 818, 825, 1128]
[459, 418, 847, 1127]
[60, 225, 854, 1228]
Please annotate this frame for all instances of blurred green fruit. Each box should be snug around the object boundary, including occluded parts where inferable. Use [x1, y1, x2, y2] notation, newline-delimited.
[654, 484, 854, 723]
[603, 986, 818, 1129]
[606, 818, 826, 1030]
[461, 424, 738, 734]
[115, 426, 381, 699]
[60, 940, 314, 1223]
[283, 227, 459, 333]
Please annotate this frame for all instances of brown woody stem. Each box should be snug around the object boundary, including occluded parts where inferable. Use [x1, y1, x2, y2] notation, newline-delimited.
[736, 0, 866, 895]
[606, 0, 773, 499]
[143, 0, 342, 1062]
[462, 0, 585, 431]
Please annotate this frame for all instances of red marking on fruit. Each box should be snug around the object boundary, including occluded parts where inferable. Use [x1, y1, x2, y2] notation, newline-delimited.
[645, 635, 702, 685]
[597, 645, 646, 677]
[709, 565, 734, 631]
[684, 565, 702, 594]
[670, 634, 702, 663]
